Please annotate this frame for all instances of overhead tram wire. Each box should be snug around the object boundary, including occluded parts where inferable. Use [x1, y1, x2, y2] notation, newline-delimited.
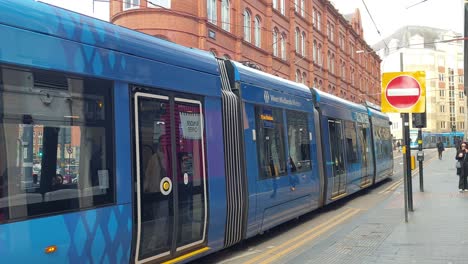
[360, 0, 389, 51]
[406, 0, 429, 9]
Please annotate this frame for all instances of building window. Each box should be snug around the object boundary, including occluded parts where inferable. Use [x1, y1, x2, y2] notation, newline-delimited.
[124, 0, 140, 10]
[441, 121, 446, 129]
[440, 89, 445, 97]
[207, 0, 217, 24]
[339, 32, 345, 50]
[350, 43, 354, 59]
[341, 61, 346, 78]
[327, 22, 334, 41]
[439, 73, 445, 82]
[440, 105, 445, 112]
[331, 54, 335, 74]
[317, 44, 322, 66]
[296, 70, 301, 82]
[294, 0, 299, 12]
[459, 75, 464, 84]
[301, 32, 306, 57]
[295, 28, 300, 53]
[313, 40, 317, 63]
[221, 0, 230, 31]
[301, 0, 305, 16]
[302, 72, 307, 85]
[312, 9, 317, 27]
[317, 12, 321, 31]
[273, 28, 279, 57]
[273, 0, 277, 9]
[148, 0, 170, 8]
[280, 0, 285, 15]
[460, 107, 465, 114]
[460, 91, 465, 99]
[281, 33, 287, 60]
[244, 9, 251, 42]
[254, 16, 261, 47]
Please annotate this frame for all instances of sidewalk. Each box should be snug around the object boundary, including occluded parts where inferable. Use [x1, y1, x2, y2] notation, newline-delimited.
[299, 148, 468, 264]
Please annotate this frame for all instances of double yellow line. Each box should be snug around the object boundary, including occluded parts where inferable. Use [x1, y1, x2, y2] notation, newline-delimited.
[243, 207, 361, 264]
[379, 155, 437, 194]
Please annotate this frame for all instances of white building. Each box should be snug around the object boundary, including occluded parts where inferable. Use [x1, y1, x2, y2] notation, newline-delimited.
[373, 26, 465, 142]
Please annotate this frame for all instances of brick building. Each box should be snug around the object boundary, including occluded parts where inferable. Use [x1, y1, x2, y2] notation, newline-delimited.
[110, 0, 381, 104]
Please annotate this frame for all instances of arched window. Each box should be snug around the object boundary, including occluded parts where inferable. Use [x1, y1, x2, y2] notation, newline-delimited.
[296, 70, 301, 82]
[302, 72, 307, 85]
[244, 9, 251, 42]
[295, 28, 300, 52]
[327, 51, 331, 70]
[314, 78, 318, 87]
[318, 44, 322, 66]
[255, 16, 261, 47]
[207, 0, 217, 24]
[313, 40, 317, 63]
[341, 61, 346, 78]
[210, 49, 218, 57]
[273, 28, 279, 56]
[301, 31, 306, 57]
[328, 85, 332, 93]
[294, 0, 299, 12]
[272, 0, 277, 9]
[281, 33, 287, 60]
[221, 0, 230, 31]
[224, 54, 231, 59]
[331, 54, 335, 74]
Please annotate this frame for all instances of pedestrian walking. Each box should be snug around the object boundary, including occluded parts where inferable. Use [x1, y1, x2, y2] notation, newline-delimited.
[436, 140, 444, 160]
[456, 142, 468, 191]
[396, 140, 401, 153]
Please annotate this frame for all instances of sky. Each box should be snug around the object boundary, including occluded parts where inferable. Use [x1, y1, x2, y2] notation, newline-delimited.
[37, 0, 109, 21]
[37, 0, 464, 45]
[331, 0, 464, 45]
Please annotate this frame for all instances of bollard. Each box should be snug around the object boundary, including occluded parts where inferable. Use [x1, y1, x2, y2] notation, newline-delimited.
[411, 155, 416, 170]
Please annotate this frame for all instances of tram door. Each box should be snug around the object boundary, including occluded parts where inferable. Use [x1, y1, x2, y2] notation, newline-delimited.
[358, 124, 372, 187]
[133, 92, 207, 264]
[328, 120, 347, 197]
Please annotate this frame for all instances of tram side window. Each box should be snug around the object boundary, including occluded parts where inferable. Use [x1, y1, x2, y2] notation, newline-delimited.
[376, 125, 392, 160]
[255, 106, 287, 179]
[286, 110, 311, 173]
[344, 121, 358, 163]
[0, 66, 114, 223]
[374, 126, 382, 159]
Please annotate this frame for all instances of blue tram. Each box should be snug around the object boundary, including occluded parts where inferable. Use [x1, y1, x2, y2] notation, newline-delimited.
[0, 1, 393, 263]
[409, 131, 464, 149]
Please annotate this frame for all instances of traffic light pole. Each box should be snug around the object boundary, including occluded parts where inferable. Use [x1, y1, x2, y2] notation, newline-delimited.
[402, 113, 409, 222]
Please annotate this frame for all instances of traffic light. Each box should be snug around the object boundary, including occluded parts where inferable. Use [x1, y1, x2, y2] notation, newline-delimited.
[412, 112, 426, 128]
[38, 148, 43, 157]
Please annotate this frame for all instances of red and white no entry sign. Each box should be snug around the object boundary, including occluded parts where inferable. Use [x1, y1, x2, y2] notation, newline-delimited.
[385, 75, 421, 109]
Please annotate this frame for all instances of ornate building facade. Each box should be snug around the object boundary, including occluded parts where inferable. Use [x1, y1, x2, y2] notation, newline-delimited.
[110, 0, 381, 104]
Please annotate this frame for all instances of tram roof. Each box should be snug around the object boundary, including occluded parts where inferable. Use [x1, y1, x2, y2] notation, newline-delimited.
[231, 61, 312, 98]
[312, 88, 368, 113]
[0, 0, 219, 76]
